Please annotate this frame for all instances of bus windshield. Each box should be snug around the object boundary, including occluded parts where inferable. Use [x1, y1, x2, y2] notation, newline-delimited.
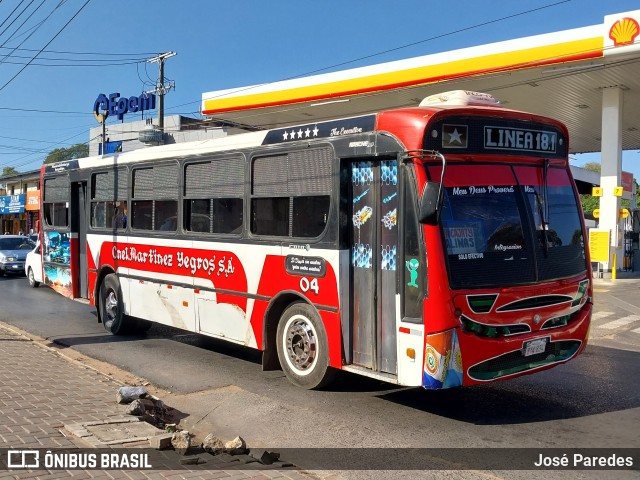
[438, 164, 587, 289]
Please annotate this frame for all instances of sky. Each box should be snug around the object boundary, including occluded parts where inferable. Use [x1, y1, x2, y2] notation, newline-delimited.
[0, 0, 639, 176]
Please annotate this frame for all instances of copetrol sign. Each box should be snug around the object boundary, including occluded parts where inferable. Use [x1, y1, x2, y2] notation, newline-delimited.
[93, 92, 156, 121]
[0, 194, 26, 214]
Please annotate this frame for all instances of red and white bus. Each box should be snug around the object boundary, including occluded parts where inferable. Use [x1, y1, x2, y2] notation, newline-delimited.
[38, 90, 592, 389]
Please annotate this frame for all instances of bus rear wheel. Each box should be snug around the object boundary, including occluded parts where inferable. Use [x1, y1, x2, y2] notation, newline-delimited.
[99, 274, 129, 335]
[276, 303, 336, 389]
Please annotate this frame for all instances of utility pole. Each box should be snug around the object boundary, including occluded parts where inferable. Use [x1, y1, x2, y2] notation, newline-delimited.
[147, 52, 176, 132]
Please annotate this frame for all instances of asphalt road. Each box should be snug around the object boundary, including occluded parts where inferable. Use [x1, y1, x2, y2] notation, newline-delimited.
[1, 273, 639, 479]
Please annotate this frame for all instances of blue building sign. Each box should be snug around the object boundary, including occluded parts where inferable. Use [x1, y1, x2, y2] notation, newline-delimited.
[0, 194, 26, 214]
[94, 92, 156, 121]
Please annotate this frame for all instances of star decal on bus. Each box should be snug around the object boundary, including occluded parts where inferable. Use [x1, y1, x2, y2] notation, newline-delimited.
[448, 128, 463, 144]
[282, 125, 321, 141]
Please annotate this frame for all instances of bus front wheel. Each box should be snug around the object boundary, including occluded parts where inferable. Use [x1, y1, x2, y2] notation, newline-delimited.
[99, 274, 128, 335]
[276, 303, 336, 389]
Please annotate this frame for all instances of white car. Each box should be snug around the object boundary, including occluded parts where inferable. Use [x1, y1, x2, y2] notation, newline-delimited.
[25, 242, 44, 288]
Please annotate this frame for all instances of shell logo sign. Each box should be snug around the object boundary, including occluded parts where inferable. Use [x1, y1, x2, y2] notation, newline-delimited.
[609, 17, 639, 46]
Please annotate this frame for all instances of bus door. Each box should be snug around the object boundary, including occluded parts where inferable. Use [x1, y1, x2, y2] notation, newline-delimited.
[71, 181, 88, 298]
[350, 159, 398, 374]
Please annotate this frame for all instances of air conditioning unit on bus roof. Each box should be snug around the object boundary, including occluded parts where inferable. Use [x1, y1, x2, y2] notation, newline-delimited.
[419, 90, 500, 107]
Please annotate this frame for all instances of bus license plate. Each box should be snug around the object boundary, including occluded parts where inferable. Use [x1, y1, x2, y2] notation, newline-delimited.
[523, 337, 548, 357]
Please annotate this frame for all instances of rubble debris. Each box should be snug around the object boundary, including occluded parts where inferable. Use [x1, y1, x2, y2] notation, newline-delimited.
[149, 433, 174, 450]
[224, 435, 247, 455]
[121, 392, 173, 429]
[202, 433, 224, 455]
[249, 448, 280, 465]
[126, 398, 155, 416]
[116, 386, 148, 404]
[179, 455, 207, 466]
[171, 430, 192, 455]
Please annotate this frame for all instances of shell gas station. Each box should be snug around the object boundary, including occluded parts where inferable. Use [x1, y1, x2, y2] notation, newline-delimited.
[201, 9, 640, 275]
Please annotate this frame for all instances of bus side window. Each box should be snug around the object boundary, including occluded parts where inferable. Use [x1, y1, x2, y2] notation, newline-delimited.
[403, 172, 424, 321]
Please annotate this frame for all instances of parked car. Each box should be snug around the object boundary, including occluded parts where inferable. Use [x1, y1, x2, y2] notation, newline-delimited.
[25, 241, 43, 287]
[0, 235, 36, 276]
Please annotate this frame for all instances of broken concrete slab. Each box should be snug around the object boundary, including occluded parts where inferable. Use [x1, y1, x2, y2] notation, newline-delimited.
[64, 416, 165, 447]
[149, 432, 174, 450]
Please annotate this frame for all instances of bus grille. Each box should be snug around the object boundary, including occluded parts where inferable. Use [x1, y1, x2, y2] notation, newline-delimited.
[495, 295, 572, 312]
[468, 340, 581, 381]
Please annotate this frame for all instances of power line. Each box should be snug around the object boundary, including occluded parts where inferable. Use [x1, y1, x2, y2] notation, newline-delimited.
[0, 0, 49, 61]
[0, 0, 579, 171]
[175, 0, 572, 113]
[0, 0, 92, 94]
[0, 106, 90, 114]
[0, 46, 159, 56]
[0, 0, 36, 45]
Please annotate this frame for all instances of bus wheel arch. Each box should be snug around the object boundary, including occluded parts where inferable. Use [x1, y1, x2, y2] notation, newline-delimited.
[267, 295, 337, 389]
[262, 293, 303, 371]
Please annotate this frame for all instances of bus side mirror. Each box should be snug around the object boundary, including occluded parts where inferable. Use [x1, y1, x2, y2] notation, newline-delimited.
[419, 182, 443, 225]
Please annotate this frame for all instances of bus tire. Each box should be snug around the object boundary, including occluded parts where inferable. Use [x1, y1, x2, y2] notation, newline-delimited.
[27, 268, 39, 288]
[99, 274, 129, 335]
[276, 303, 336, 389]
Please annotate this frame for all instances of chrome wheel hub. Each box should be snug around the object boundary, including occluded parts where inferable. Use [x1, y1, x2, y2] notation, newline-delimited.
[105, 290, 118, 323]
[285, 318, 317, 372]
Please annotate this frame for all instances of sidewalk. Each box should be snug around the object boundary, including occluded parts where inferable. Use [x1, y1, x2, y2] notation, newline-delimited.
[0, 322, 321, 480]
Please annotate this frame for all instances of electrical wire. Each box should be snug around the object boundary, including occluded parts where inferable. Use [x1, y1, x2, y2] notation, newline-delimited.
[0, 0, 92, 93]
[0, 0, 597, 170]
[171, 0, 573, 112]
[0, 0, 48, 61]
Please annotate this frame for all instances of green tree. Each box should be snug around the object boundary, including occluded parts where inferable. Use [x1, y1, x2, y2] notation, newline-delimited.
[580, 193, 599, 215]
[1, 166, 18, 177]
[583, 161, 601, 173]
[579, 161, 601, 215]
[44, 143, 89, 164]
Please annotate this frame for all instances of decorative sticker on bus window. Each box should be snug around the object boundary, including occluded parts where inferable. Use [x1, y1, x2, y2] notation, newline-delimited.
[43, 231, 70, 265]
[405, 258, 420, 287]
[352, 161, 375, 270]
[381, 245, 396, 271]
[42, 231, 72, 298]
[382, 208, 397, 230]
[353, 243, 372, 269]
[380, 160, 398, 271]
[352, 162, 373, 186]
[444, 221, 484, 256]
[353, 206, 373, 228]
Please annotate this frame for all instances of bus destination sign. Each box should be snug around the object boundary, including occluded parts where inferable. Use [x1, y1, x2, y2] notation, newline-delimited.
[484, 126, 558, 153]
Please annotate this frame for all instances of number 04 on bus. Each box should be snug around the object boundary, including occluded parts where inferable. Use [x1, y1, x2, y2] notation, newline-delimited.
[37, 90, 591, 389]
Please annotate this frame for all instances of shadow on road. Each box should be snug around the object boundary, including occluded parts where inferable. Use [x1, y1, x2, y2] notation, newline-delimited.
[377, 345, 640, 424]
[52, 323, 264, 365]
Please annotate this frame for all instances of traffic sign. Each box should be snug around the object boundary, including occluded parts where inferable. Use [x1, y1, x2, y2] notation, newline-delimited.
[592, 187, 603, 197]
[593, 209, 600, 218]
